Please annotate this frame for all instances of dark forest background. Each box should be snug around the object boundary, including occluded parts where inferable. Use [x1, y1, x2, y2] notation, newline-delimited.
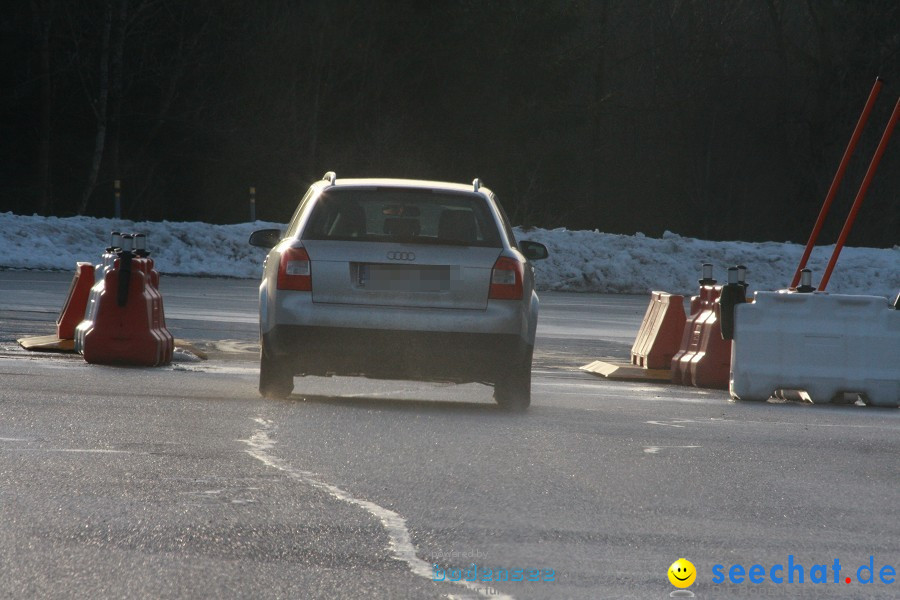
[3, 0, 899, 247]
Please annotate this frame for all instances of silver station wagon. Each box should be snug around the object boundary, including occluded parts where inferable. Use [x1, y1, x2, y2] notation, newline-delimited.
[249, 173, 549, 409]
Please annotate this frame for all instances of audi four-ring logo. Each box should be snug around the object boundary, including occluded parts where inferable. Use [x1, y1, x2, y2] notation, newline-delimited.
[387, 251, 416, 261]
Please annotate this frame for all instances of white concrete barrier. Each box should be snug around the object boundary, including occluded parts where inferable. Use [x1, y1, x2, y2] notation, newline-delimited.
[730, 291, 900, 407]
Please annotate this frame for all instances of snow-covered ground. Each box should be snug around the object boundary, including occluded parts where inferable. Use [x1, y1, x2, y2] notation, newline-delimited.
[1, 212, 897, 298]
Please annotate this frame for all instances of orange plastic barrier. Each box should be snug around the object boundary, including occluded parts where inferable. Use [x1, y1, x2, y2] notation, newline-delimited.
[671, 285, 731, 389]
[688, 301, 731, 389]
[140, 258, 173, 364]
[672, 287, 713, 385]
[631, 291, 686, 369]
[56, 262, 95, 340]
[134, 233, 161, 290]
[78, 256, 173, 366]
[74, 254, 116, 355]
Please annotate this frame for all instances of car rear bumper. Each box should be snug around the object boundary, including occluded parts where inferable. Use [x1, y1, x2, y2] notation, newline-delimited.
[270, 290, 529, 335]
[266, 325, 532, 383]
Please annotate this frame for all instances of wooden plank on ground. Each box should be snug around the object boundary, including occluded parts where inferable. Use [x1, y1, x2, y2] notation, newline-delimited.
[580, 360, 672, 383]
[18, 336, 208, 361]
[17, 335, 75, 353]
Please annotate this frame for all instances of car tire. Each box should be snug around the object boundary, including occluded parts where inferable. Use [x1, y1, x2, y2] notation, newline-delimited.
[493, 349, 533, 411]
[259, 340, 293, 399]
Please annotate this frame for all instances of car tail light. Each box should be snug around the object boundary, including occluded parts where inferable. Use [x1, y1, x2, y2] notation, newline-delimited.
[489, 256, 523, 300]
[277, 246, 312, 291]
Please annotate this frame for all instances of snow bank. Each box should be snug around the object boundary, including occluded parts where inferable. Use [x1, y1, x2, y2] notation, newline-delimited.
[522, 228, 899, 298]
[1, 212, 897, 298]
[1, 213, 272, 278]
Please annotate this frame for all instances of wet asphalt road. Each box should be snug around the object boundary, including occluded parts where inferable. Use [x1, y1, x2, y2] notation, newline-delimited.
[0, 271, 898, 600]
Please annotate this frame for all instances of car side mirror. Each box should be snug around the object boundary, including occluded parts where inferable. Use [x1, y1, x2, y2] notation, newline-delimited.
[519, 240, 549, 261]
[249, 229, 282, 249]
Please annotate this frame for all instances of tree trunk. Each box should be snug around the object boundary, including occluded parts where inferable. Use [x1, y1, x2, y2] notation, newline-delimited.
[586, 0, 608, 229]
[32, 0, 53, 215]
[78, 0, 112, 215]
[107, 0, 128, 203]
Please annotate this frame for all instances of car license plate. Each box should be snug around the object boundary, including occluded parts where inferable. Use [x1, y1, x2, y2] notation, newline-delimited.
[357, 264, 454, 292]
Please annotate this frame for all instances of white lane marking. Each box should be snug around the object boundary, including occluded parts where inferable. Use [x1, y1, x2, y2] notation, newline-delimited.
[341, 390, 414, 398]
[164, 309, 257, 323]
[534, 381, 671, 393]
[644, 417, 900, 431]
[0, 437, 146, 454]
[643, 446, 702, 454]
[646, 420, 696, 428]
[241, 418, 514, 600]
[531, 381, 721, 404]
[727, 418, 900, 429]
[46, 448, 138, 454]
[169, 364, 259, 375]
[1, 448, 142, 454]
[549, 392, 715, 404]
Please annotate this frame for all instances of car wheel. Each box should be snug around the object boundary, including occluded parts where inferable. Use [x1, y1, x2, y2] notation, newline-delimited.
[493, 349, 533, 411]
[259, 340, 293, 399]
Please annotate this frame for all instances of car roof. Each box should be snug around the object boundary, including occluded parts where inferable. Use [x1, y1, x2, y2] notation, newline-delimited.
[316, 177, 493, 196]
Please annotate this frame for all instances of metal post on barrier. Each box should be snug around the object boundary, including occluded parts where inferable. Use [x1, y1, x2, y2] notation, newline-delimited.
[699, 263, 716, 286]
[791, 77, 884, 289]
[107, 231, 122, 253]
[718, 267, 746, 340]
[727, 267, 738, 285]
[820, 96, 900, 291]
[736, 264, 748, 296]
[796, 269, 815, 293]
[101, 232, 125, 277]
[134, 233, 148, 257]
[117, 234, 134, 307]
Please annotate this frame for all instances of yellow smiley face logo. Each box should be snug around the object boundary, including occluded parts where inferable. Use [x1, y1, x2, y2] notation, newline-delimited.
[668, 558, 696, 588]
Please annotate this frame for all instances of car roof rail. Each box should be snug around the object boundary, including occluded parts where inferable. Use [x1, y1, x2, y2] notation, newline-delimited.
[323, 171, 336, 185]
[472, 178, 482, 191]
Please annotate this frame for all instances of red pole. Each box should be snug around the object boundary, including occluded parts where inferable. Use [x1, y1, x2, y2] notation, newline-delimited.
[819, 96, 900, 291]
[790, 77, 884, 288]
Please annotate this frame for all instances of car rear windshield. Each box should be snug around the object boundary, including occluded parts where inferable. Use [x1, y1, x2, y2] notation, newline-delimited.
[301, 187, 502, 247]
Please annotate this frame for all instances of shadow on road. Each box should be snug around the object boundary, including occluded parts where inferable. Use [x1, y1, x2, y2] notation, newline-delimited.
[281, 393, 532, 416]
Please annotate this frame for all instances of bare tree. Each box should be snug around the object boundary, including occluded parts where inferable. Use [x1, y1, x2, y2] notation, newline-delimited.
[30, 0, 54, 215]
[74, 0, 112, 215]
[107, 0, 127, 190]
